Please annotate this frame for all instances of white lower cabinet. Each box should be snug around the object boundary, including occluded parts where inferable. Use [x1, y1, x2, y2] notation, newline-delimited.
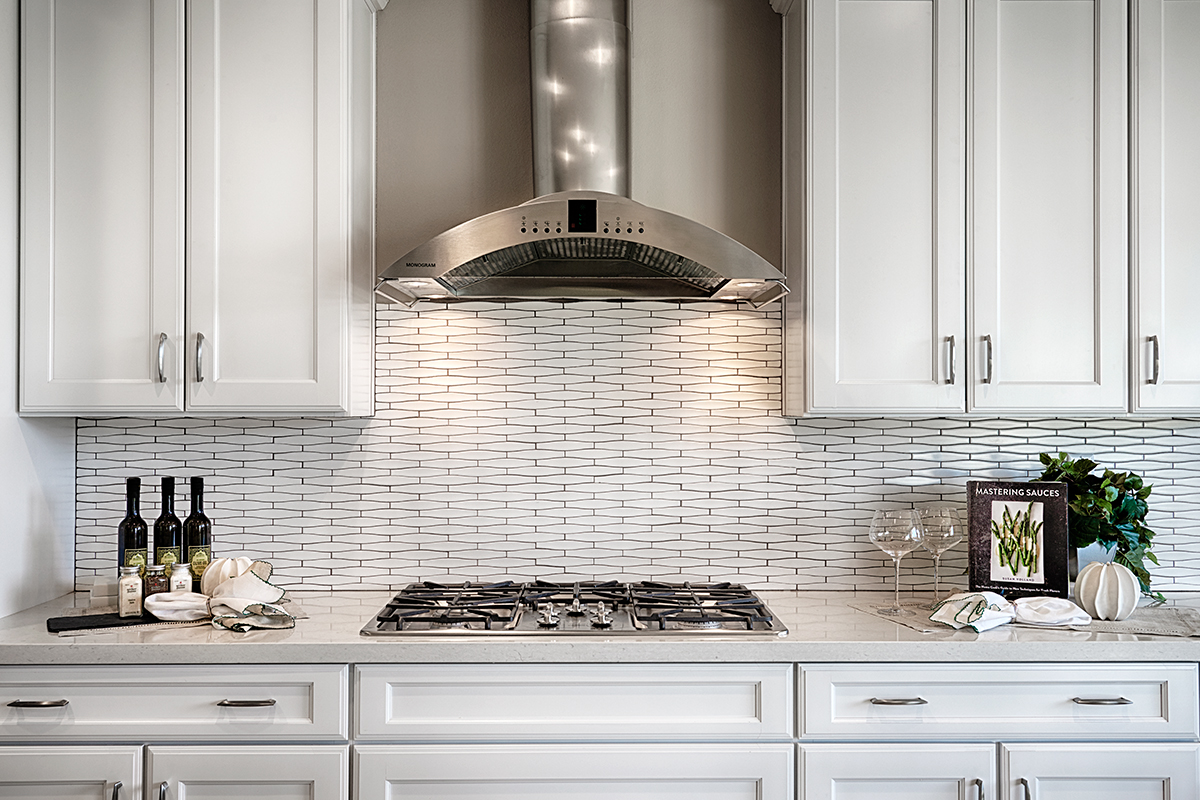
[800, 663, 1200, 800]
[149, 745, 349, 800]
[6, 660, 1200, 800]
[0, 745, 141, 800]
[800, 743, 994, 800]
[1002, 743, 1200, 799]
[354, 744, 795, 800]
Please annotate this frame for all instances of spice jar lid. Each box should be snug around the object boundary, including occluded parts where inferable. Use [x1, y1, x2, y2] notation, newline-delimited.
[170, 563, 191, 574]
[119, 565, 141, 575]
[145, 564, 166, 575]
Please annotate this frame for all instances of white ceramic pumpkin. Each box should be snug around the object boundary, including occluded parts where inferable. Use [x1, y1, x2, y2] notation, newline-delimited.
[1074, 560, 1139, 621]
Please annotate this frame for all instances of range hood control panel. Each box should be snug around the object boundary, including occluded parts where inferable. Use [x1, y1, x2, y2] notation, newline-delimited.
[520, 199, 645, 237]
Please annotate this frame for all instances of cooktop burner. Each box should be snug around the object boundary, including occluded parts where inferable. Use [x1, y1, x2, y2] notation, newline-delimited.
[360, 580, 788, 637]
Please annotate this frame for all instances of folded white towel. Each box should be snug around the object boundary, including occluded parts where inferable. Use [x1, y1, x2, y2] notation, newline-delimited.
[930, 591, 1015, 632]
[1013, 596, 1091, 627]
[142, 591, 211, 621]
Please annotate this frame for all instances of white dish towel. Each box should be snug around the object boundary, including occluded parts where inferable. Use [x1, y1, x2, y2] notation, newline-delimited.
[143, 558, 293, 632]
[931, 592, 1092, 631]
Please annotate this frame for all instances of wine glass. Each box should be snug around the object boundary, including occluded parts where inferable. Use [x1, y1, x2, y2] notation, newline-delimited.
[869, 509, 924, 616]
[920, 506, 964, 606]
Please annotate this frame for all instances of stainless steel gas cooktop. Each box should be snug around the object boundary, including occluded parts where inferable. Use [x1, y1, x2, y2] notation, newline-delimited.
[360, 580, 788, 637]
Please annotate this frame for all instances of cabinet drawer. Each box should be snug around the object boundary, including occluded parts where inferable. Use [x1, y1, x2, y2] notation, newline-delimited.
[356, 663, 793, 741]
[802, 663, 1198, 740]
[0, 664, 347, 741]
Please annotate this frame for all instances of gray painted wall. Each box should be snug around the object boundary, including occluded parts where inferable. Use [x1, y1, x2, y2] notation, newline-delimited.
[0, 0, 77, 615]
[375, 0, 783, 272]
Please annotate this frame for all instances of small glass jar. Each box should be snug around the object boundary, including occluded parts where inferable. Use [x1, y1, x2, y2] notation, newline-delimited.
[143, 564, 170, 597]
[118, 565, 144, 618]
[169, 563, 192, 593]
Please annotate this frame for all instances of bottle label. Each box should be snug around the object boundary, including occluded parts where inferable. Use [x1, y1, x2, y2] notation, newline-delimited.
[123, 549, 148, 577]
[157, 547, 181, 571]
[189, 545, 212, 580]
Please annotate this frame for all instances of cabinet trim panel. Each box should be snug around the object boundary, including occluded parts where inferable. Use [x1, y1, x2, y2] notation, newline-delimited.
[356, 663, 794, 741]
[355, 744, 795, 800]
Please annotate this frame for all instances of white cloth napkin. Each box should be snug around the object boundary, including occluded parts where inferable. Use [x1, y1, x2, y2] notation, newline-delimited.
[143, 558, 294, 632]
[1013, 596, 1091, 627]
[930, 592, 1015, 632]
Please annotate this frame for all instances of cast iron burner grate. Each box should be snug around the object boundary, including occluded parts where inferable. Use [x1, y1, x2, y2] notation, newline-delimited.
[363, 580, 787, 637]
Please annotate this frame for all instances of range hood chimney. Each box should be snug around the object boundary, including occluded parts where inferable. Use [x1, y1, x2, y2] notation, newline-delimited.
[377, 0, 788, 307]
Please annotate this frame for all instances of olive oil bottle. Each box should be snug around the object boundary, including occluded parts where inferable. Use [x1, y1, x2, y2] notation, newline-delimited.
[154, 476, 182, 573]
[183, 477, 212, 592]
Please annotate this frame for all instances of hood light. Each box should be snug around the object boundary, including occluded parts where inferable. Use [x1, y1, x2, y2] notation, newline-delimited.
[748, 282, 790, 308]
[375, 281, 419, 307]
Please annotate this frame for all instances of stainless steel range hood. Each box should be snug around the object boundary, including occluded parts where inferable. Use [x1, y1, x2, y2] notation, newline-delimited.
[377, 0, 788, 307]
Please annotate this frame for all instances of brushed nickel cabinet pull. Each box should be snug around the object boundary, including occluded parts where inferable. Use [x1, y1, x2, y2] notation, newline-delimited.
[869, 697, 928, 706]
[156, 333, 168, 383]
[7, 699, 69, 707]
[973, 777, 984, 800]
[946, 335, 956, 384]
[1149, 335, 1160, 384]
[982, 334, 993, 384]
[217, 698, 277, 708]
[1072, 696, 1132, 705]
[195, 333, 206, 383]
[159, 781, 168, 800]
[1019, 777, 1033, 800]
[111, 781, 123, 800]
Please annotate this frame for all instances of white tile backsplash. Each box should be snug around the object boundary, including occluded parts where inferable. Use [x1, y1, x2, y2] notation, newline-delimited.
[76, 301, 1200, 592]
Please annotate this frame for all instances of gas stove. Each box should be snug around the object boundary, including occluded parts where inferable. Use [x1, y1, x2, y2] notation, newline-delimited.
[360, 580, 788, 637]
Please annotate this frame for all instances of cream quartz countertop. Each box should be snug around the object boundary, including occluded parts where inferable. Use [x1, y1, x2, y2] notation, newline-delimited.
[2, 590, 1199, 665]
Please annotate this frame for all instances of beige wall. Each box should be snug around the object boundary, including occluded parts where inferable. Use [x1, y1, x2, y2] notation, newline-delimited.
[375, 0, 783, 271]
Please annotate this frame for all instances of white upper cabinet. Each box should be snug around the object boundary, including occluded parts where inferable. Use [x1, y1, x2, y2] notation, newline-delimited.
[187, 0, 374, 414]
[21, 0, 185, 414]
[1132, 0, 1200, 412]
[788, 0, 1132, 416]
[969, 0, 1128, 413]
[20, 0, 375, 416]
[802, 0, 966, 415]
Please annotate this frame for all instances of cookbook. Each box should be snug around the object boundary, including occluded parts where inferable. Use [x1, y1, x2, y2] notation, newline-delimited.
[967, 480, 1070, 598]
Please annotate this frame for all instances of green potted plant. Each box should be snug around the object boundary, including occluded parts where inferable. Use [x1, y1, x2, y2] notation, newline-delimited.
[1037, 452, 1160, 597]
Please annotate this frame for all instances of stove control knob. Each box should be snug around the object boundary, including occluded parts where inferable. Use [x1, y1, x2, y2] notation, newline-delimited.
[537, 602, 560, 627]
[591, 601, 614, 629]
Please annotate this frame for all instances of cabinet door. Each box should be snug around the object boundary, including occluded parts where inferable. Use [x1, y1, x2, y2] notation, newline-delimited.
[148, 745, 348, 800]
[187, 0, 373, 414]
[0, 745, 141, 800]
[804, 0, 966, 414]
[354, 744, 794, 800]
[1002, 742, 1200, 799]
[1133, 0, 1200, 411]
[801, 743, 994, 800]
[20, 0, 184, 414]
[969, 0, 1127, 413]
